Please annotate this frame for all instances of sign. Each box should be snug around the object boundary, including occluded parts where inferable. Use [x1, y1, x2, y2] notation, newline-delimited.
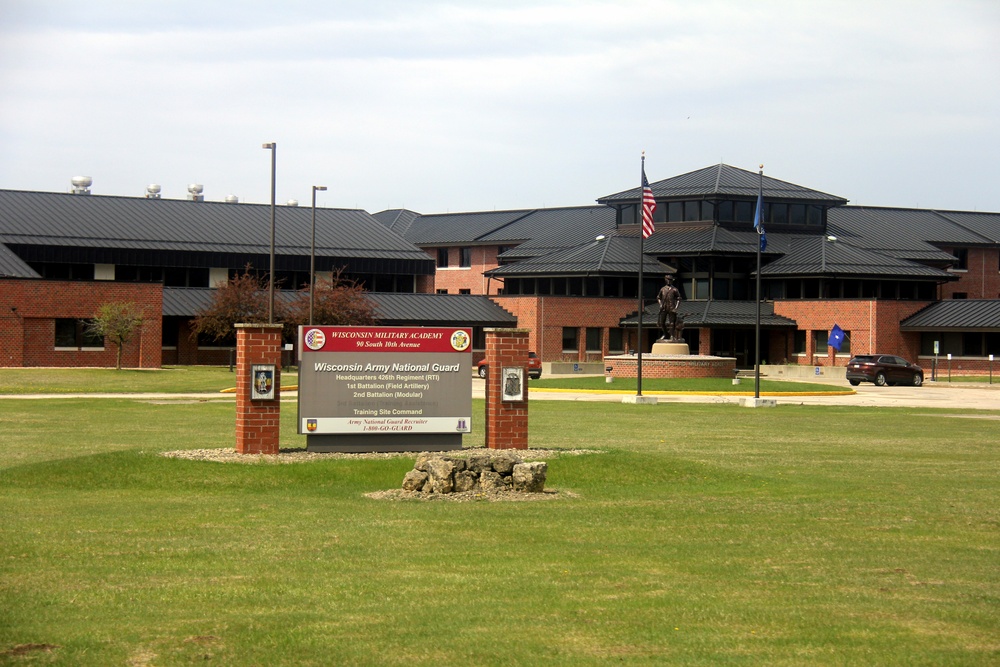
[934, 340, 940, 355]
[501, 366, 525, 402]
[297, 326, 472, 436]
[250, 364, 276, 401]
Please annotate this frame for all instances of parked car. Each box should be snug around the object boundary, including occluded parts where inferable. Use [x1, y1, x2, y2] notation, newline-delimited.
[477, 352, 542, 379]
[846, 354, 924, 387]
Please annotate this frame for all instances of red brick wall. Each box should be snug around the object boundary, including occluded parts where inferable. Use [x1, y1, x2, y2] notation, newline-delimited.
[607, 356, 735, 378]
[428, 246, 503, 295]
[940, 247, 1000, 299]
[235, 324, 283, 455]
[773, 300, 928, 366]
[0, 278, 162, 368]
[492, 295, 636, 362]
[484, 329, 529, 450]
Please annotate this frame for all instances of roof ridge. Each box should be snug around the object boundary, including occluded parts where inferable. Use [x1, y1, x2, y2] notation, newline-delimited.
[928, 210, 996, 244]
[473, 209, 538, 242]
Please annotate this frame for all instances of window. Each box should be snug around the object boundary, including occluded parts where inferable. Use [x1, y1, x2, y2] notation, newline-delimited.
[437, 248, 449, 268]
[789, 204, 806, 226]
[952, 248, 968, 270]
[794, 330, 807, 354]
[436, 289, 448, 294]
[585, 327, 602, 352]
[562, 327, 579, 352]
[608, 328, 624, 353]
[667, 201, 683, 222]
[952, 292, 968, 299]
[460, 247, 472, 268]
[458, 289, 471, 295]
[54, 319, 103, 349]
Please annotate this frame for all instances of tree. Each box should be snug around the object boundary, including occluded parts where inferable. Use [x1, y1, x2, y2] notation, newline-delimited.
[281, 268, 377, 340]
[190, 266, 269, 344]
[86, 301, 145, 370]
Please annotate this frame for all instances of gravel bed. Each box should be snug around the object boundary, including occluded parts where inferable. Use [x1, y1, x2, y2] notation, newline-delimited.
[160, 447, 600, 464]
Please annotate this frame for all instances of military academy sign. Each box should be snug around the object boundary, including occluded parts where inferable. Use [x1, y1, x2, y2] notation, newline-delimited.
[297, 326, 473, 452]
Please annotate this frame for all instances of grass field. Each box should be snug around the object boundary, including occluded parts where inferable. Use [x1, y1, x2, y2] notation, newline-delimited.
[1, 392, 998, 665]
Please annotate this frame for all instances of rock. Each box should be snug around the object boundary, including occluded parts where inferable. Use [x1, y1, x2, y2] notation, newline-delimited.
[402, 470, 428, 492]
[490, 451, 522, 475]
[423, 457, 455, 494]
[479, 470, 504, 491]
[512, 462, 547, 492]
[449, 457, 467, 473]
[453, 470, 478, 493]
[414, 453, 435, 472]
[466, 452, 492, 474]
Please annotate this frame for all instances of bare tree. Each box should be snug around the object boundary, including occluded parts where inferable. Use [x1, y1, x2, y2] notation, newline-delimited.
[86, 302, 145, 370]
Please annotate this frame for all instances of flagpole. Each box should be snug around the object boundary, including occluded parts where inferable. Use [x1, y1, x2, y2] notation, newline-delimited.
[636, 152, 646, 397]
[754, 165, 763, 399]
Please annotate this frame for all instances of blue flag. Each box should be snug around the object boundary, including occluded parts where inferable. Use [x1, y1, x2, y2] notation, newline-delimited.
[753, 190, 767, 251]
[828, 324, 845, 351]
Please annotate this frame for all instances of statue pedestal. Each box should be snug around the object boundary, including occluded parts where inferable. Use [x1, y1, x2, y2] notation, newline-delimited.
[651, 340, 690, 356]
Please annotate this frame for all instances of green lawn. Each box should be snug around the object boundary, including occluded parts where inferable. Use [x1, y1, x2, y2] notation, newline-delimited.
[0, 366, 300, 395]
[1, 398, 998, 665]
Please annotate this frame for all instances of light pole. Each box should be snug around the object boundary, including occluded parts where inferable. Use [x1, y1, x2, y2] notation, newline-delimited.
[262, 142, 277, 323]
[309, 185, 327, 325]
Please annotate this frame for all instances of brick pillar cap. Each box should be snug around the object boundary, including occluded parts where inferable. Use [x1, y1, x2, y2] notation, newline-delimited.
[484, 328, 531, 334]
[235, 323, 284, 330]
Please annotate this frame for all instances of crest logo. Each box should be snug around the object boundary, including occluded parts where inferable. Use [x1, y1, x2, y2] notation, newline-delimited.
[450, 329, 470, 352]
[306, 419, 318, 432]
[304, 328, 326, 351]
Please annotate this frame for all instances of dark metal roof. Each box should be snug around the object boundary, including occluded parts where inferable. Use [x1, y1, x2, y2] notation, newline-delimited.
[390, 206, 617, 254]
[485, 235, 673, 277]
[0, 243, 39, 277]
[758, 236, 956, 280]
[598, 164, 848, 205]
[372, 209, 421, 237]
[901, 299, 1000, 331]
[162, 287, 516, 327]
[0, 189, 434, 273]
[620, 300, 798, 328]
[827, 207, 992, 261]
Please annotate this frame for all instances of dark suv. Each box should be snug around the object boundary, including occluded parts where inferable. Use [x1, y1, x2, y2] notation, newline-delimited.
[846, 354, 924, 387]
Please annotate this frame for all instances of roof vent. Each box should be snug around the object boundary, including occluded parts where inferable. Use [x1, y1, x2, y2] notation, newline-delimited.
[70, 176, 92, 195]
[145, 184, 162, 199]
[187, 183, 204, 202]
[225, 194, 239, 204]
[286, 199, 299, 207]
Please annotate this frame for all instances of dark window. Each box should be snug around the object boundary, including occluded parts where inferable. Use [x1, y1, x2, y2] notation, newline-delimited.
[789, 204, 806, 226]
[694, 278, 709, 300]
[437, 248, 449, 268]
[769, 203, 788, 224]
[458, 289, 471, 295]
[584, 276, 600, 296]
[713, 277, 730, 300]
[952, 248, 968, 270]
[717, 200, 734, 222]
[436, 289, 448, 294]
[562, 327, 579, 352]
[54, 319, 103, 348]
[619, 204, 636, 226]
[460, 247, 472, 268]
[807, 205, 823, 225]
[963, 332, 983, 356]
[952, 292, 968, 299]
[794, 330, 807, 354]
[667, 201, 683, 222]
[585, 327, 602, 352]
[684, 201, 700, 222]
[735, 201, 754, 223]
[568, 277, 583, 296]
[608, 328, 624, 353]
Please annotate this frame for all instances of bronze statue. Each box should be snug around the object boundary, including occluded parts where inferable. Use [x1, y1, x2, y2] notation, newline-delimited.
[657, 275, 683, 341]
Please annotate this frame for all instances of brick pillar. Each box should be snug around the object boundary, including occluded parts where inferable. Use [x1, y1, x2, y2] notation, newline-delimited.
[235, 323, 283, 455]
[484, 328, 529, 450]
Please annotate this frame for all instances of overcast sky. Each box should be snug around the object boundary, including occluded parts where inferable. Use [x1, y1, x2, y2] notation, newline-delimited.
[1, 0, 998, 215]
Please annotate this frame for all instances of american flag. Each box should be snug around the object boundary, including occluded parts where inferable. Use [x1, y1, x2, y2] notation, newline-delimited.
[641, 168, 657, 239]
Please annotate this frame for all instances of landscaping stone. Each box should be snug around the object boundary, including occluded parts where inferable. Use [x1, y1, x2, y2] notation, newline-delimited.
[399, 453, 547, 496]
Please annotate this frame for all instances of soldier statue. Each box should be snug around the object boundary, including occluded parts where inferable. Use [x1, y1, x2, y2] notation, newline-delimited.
[657, 275, 683, 342]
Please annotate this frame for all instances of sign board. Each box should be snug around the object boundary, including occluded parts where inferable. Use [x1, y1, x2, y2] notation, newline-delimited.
[250, 364, 276, 401]
[297, 326, 472, 437]
[501, 366, 525, 402]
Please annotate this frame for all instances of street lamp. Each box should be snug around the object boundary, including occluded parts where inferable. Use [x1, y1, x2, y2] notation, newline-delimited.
[310, 185, 328, 325]
[262, 142, 276, 323]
